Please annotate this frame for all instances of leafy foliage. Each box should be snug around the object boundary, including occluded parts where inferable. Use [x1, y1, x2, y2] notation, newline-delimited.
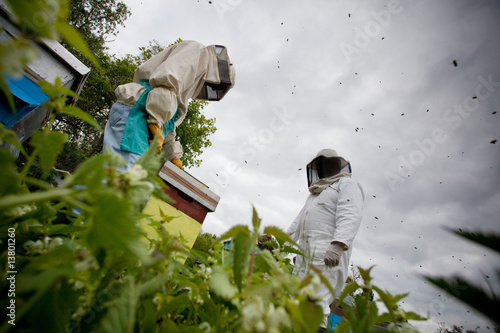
[184, 232, 217, 268]
[176, 99, 216, 168]
[333, 266, 426, 333]
[424, 228, 500, 332]
[68, 0, 131, 54]
[435, 323, 480, 333]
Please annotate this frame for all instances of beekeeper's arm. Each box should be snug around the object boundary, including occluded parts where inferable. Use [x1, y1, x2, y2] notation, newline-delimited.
[324, 179, 364, 267]
[136, 41, 208, 160]
[144, 41, 208, 124]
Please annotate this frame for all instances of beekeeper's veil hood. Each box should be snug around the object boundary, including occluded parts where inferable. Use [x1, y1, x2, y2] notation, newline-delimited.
[307, 149, 351, 188]
[196, 45, 235, 101]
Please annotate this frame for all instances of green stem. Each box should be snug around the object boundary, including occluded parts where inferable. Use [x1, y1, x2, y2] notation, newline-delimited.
[0, 188, 77, 210]
[64, 195, 92, 213]
[245, 242, 257, 296]
[18, 147, 40, 180]
[24, 176, 53, 190]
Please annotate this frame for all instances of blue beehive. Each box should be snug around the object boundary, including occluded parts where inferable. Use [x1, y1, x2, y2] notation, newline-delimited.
[0, 1, 90, 146]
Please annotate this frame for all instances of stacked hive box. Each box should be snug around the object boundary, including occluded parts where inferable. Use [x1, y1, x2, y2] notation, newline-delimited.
[141, 161, 220, 250]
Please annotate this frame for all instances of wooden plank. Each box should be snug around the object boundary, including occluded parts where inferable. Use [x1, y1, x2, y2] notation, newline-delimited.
[162, 186, 208, 224]
[158, 161, 220, 212]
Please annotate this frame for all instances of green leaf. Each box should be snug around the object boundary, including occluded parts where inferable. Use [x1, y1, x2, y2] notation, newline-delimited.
[424, 275, 500, 325]
[30, 130, 68, 177]
[158, 318, 183, 333]
[39, 77, 77, 99]
[60, 105, 102, 130]
[54, 21, 101, 70]
[285, 300, 304, 331]
[0, 38, 38, 78]
[137, 298, 158, 333]
[298, 299, 323, 332]
[189, 247, 209, 265]
[163, 294, 191, 315]
[48, 223, 85, 236]
[0, 188, 76, 211]
[0, 149, 21, 197]
[251, 205, 261, 232]
[97, 276, 138, 333]
[139, 270, 169, 296]
[339, 281, 361, 303]
[135, 139, 164, 175]
[22, 279, 79, 333]
[372, 286, 398, 320]
[446, 227, 500, 254]
[263, 225, 299, 248]
[404, 311, 427, 321]
[85, 193, 150, 264]
[208, 265, 237, 300]
[0, 123, 27, 157]
[376, 312, 393, 325]
[0, 76, 16, 113]
[63, 152, 121, 190]
[16, 246, 75, 292]
[216, 224, 250, 243]
[358, 265, 375, 285]
[6, 0, 60, 38]
[233, 231, 252, 291]
[254, 249, 282, 275]
[282, 245, 303, 256]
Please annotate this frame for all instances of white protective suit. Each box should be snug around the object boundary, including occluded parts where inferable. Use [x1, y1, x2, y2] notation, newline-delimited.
[113, 40, 235, 162]
[287, 158, 364, 328]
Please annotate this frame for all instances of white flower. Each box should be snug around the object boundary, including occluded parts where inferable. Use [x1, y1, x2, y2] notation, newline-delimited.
[134, 180, 155, 192]
[126, 164, 148, 184]
[73, 280, 84, 290]
[255, 320, 266, 332]
[197, 264, 213, 280]
[311, 274, 321, 290]
[74, 256, 99, 271]
[6, 204, 36, 218]
[71, 306, 87, 320]
[198, 322, 211, 333]
[47, 237, 63, 250]
[241, 298, 265, 331]
[266, 304, 291, 330]
[24, 240, 44, 255]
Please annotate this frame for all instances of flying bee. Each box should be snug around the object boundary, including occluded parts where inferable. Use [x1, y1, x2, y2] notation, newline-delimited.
[451, 58, 461, 67]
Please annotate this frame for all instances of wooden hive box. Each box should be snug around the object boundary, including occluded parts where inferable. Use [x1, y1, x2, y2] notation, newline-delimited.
[140, 161, 220, 251]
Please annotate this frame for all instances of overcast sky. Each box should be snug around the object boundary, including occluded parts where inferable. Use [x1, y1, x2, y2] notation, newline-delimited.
[107, 0, 500, 331]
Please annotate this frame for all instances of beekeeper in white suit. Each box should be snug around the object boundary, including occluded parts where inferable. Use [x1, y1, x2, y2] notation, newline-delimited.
[103, 40, 235, 169]
[287, 149, 364, 330]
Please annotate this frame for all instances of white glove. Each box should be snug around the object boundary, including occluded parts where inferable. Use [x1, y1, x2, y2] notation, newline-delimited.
[324, 242, 345, 267]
